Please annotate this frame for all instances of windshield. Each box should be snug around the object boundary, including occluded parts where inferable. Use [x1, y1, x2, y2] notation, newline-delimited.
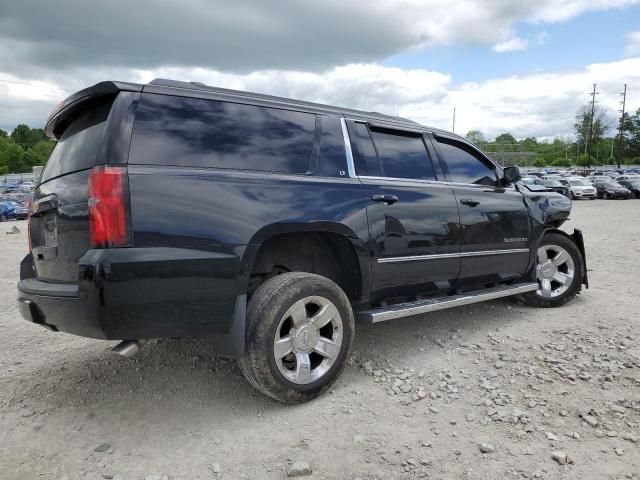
[543, 180, 562, 186]
[601, 180, 620, 187]
[521, 178, 537, 184]
[569, 179, 590, 186]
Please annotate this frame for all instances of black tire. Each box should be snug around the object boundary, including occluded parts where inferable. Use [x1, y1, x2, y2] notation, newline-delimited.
[570, 191, 576, 200]
[239, 272, 355, 403]
[522, 232, 584, 308]
[603, 192, 610, 200]
[0, 214, 6, 222]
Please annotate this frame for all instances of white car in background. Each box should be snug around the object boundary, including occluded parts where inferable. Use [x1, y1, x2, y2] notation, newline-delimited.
[558, 178, 597, 200]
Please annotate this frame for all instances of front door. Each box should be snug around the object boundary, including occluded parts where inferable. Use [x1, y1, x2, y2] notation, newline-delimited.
[431, 134, 531, 287]
[345, 120, 461, 302]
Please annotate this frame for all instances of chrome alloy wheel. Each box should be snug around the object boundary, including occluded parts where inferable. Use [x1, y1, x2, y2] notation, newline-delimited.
[536, 244, 575, 298]
[273, 295, 343, 385]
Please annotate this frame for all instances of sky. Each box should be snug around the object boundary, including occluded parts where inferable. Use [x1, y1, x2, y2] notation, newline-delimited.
[0, 0, 639, 141]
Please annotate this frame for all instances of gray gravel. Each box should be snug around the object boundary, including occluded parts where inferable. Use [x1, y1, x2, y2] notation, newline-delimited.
[1, 199, 640, 479]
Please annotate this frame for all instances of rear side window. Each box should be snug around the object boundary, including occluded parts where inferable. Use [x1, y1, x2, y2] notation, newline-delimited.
[41, 96, 115, 183]
[347, 122, 383, 177]
[370, 128, 435, 180]
[130, 94, 316, 173]
[435, 137, 497, 186]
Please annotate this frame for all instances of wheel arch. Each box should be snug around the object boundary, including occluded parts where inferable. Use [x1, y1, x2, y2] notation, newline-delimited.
[542, 228, 588, 288]
[242, 222, 372, 303]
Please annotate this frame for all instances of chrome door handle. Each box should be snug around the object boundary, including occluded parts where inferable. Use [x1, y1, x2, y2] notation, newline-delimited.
[371, 194, 399, 205]
[460, 198, 480, 207]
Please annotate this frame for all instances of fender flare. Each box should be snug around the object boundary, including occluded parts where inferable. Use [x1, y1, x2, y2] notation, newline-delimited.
[543, 228, 588, 289]
[241, 221, 372, 301]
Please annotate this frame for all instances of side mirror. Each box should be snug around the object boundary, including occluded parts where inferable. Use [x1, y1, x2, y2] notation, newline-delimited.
[502, 166, 521, 186]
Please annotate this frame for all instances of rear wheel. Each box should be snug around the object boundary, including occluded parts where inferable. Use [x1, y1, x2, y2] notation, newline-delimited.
[0, 214, 6, 222]
[239, 272, 355, 403]
[522, 232, 583, 308]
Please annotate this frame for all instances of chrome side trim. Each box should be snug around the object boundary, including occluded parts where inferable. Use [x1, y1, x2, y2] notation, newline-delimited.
[378, 252, 459, 263]
[359, 283, 538, 323]
[377, 248, 529, 264]
[460, 248, 530, 257]
[340, 118, 356, 178]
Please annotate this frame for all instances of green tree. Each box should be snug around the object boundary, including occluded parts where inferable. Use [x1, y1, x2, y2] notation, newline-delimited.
[533, 157, 546, 167]
[495, 133, 516, 144]
[552, 158, 571, 167]
[32, 140, 55, 161]
[574, 106, 608, 162]
[575, 154, 594, 167]
[11, 124, 46, 150]
[465, 130, 486, 145]
[0, 135, 26, 173]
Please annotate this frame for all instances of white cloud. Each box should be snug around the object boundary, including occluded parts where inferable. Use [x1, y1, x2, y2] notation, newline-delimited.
[0, 0, 638, 75]
[2, 58, 639, 141]
[625, 31, 640, 56]
[493, 35, 529, 53]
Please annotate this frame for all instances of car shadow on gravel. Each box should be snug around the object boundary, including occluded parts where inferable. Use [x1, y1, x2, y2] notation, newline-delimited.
[20, 296, 584, 415]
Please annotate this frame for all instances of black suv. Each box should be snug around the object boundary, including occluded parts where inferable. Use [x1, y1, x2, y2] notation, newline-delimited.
[17, 79, 588, 403]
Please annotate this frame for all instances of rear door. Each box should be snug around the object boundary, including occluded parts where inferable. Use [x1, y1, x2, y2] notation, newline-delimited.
[431, 134, 531, 287]
[346, 120, 461, 301]
[29, 93, 132, 283]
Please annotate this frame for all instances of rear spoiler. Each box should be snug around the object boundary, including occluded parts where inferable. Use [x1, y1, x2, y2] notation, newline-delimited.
[45, 81, 143, 139]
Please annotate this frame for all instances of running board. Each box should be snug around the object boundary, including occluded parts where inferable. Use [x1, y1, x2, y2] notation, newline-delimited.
[358, 283, 538, 323]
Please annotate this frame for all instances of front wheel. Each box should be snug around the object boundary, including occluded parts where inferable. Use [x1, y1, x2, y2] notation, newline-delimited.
[0, 214, 6, 222]
[603, 192, 610, 200]
[522, 232, 584, 308]
[239, 272, 355, 403]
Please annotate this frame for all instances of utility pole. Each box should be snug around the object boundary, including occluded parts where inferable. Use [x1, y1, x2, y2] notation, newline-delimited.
[452, 106, 456, 133]
[586, 83, 598, 165]
[616, 83, 627, 169]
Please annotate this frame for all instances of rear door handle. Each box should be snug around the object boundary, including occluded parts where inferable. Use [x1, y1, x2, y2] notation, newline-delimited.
[460, 198, 480, 207]
[371, 194, 399, 205]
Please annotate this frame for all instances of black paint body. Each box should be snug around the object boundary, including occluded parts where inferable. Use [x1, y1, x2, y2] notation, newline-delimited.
[17, 79, 580, 356]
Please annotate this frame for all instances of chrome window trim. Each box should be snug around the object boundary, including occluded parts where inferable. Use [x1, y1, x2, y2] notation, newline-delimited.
[377, 248, 530, 264]
[340, 118, 356, 178]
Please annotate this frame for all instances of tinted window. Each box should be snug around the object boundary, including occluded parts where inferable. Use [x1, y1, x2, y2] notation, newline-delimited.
[130, 94, 316, 173]
[436, 138, 497, 186]
[317, 115, 348, 177]
[370, 129, 435, 180]
[347, 122, 382, 176]
[41, 96, 115, 183]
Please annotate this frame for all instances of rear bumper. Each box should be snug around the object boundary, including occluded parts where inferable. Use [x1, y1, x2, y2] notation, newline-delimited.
[17, 247, 248, 357]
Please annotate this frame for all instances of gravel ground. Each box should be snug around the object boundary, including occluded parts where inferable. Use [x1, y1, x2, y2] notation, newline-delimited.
[1, 199, 639, 480]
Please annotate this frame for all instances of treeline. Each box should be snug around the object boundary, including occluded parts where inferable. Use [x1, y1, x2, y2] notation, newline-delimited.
[467, 107, 640, 168]
[0, 125, 56, 175]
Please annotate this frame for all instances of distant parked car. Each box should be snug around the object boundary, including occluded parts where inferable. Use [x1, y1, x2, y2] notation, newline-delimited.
[558, 178, 597, 199]
[14, 202, 29, 220]
[540, 179, 571, 197]
[591, 178, 632, 199]
[0, 201, 17, 221]
[615, 174, 640, 182]
[519, 176, 543, 186]
[616, 178, 640, 198]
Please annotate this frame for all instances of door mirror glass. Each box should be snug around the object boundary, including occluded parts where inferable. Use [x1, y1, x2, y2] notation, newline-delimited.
[502, 166, 521, 185]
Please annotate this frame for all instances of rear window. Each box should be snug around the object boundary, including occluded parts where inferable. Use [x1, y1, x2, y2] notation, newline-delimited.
[41, 96, 114, 183]
[370, 128, 435, 180]
[129, 94, 316, 174]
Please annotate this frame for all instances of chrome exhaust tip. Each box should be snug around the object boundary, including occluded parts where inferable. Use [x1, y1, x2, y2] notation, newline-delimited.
[112, 340, 144, 358]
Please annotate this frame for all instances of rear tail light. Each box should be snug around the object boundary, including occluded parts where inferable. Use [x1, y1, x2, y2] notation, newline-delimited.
[88, 166, 130, 248]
